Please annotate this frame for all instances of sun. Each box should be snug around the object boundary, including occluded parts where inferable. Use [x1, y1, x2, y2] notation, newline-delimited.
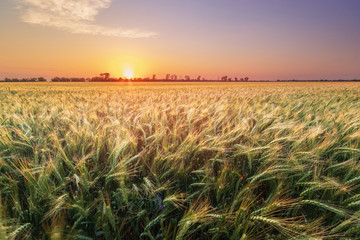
[123, 70, 134, 79]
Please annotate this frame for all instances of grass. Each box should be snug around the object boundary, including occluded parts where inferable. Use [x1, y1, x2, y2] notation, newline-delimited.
[0, 82, 360, 239]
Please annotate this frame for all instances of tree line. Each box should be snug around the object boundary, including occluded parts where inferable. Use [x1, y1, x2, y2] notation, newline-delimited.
[0, 77, 47, 82]
[0, 73, 252, 82]
[2, 74, 359, 83]
[0, 74, 251, 82]
[49, 73, 251, 82]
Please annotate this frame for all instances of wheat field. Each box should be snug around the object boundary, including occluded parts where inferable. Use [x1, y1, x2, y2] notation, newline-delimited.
[1, 82, 360, 239]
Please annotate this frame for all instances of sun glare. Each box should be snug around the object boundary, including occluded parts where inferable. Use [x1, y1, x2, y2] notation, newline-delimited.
[124, 70, 134, 79]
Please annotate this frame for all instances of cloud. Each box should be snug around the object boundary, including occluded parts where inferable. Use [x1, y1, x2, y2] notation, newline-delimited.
[17, 0, 157, 38]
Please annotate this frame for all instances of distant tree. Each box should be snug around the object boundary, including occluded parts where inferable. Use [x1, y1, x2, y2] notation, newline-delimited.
[70, 78, 85, 82]
[171, 74, 178, 80]
[185, 76, 190, 81]
[221, 76, 228, 81]
[244, 77, 249, 82]
[90, 77, 103, 82]
[197, 76, 201, 81]
[152, 74, 156, 80]
[100, 73, 110, 80]
[61, 77, 70, 82]
[235, 77, 238, 82]
[165, 74, 170, 81]
[23, 78, 37, 82]
[38, 77, 47, 82]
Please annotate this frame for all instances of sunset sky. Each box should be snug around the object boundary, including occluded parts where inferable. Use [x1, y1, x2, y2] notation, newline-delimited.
[0, 0, 360, 80]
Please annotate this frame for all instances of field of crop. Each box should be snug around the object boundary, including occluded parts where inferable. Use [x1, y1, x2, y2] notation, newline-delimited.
[1, 82, 360, 239]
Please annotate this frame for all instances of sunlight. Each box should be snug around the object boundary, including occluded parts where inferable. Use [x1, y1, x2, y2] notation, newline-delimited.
[123, 70, 134, 79]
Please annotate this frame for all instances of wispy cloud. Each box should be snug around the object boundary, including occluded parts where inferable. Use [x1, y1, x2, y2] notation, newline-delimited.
[17, 0, 157, 38]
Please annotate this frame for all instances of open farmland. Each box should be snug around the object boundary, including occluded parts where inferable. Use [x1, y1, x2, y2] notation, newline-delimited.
[1, 82, 360, 239]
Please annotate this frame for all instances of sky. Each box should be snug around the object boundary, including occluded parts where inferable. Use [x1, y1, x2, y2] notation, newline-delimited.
[0, 0, 360, 80]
